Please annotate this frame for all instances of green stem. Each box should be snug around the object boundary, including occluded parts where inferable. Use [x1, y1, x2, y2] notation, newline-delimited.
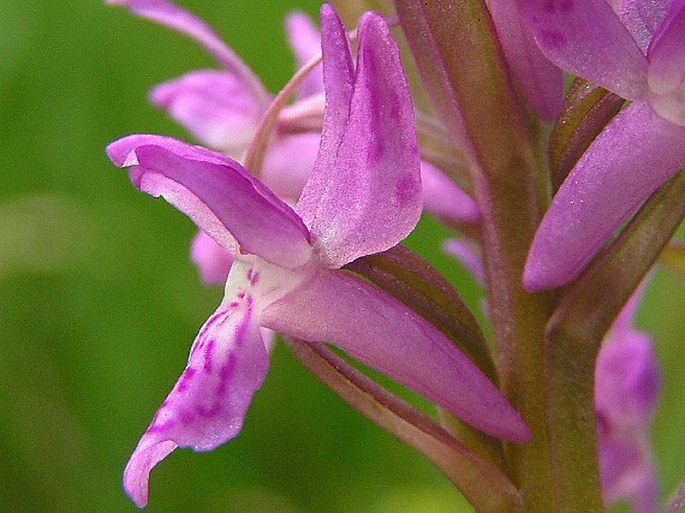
[394, 1, 559, 511]
[545, 171, 685, 513]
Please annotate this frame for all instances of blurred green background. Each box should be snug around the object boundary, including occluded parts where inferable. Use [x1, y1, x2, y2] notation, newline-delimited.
[0, 1, 682, 512]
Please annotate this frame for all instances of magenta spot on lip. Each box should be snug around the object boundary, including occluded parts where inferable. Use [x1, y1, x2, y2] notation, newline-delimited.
[217, 355, 236, 396]
[197, 310, 228, 341]
[249, 271, 260, 286]
[203, 339, 216, 372]
[233, 297, 253, 350]
[179, 407, 196, 425]
[177, 368, 197, 392]
[236, 291, 246, 299]
[196, 403, 222, 418]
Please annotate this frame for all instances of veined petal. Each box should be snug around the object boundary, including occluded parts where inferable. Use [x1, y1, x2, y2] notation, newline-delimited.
[488, 0, 565, 120]
[190, 230, 234, 286]
[298, 10, 422, 268]
[107, 135, 312, 269]
[124, 270, 269, 507]
[107, 0, 268, 104]
[516, 0, 649, 100]
[261, 268, 530, 443]
[524, 101, 685, 291]
[285, 12, 324, 99]
[150, 70, 264, 156]
[421, 161, 480, 224]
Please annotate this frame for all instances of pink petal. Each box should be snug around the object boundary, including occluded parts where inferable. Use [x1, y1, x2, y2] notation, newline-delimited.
[296, 5, 354, 218]
[596, 330, 660, 429]
[595, 291, 660, 512]
[646, 1, 685, 126]
[597, 433, 659, 513]
[524, 101, 685, 291]
[261, 268, 531, 443]
[516, 0, 649, 100]
[261, 133, 321, 203]
[190, 231, 234, 286]
[124, 284, 269, 507]
[107, 0, 268, 105]
[107, 135, 312, 269]
[421, 161, 480, 223]
[285, 11, 324, 98]
[488, 0, 565, 120]
[443, 239, 486, 285]
[612, 0, 674, 52]
[298, 9, 422, 268]
[150, 70, 264, 155]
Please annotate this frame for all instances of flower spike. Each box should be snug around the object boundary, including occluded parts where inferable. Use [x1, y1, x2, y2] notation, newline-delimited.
[109, 7, 529, 507]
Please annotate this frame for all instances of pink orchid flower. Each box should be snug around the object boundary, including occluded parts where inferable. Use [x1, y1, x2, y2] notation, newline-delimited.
[108, 7, 528, 507]
[595, 284, 660, 513]
[518, 0, 685, 291]
[110, 1, 480, 289]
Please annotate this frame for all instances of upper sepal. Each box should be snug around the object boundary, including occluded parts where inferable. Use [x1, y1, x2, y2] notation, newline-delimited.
[297, 7, 422, 268]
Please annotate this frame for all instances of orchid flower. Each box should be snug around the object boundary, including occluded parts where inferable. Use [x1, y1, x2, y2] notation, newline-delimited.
[108, 7, 528, 507]
[518, 0, 685, 291]
[595, 284, 660, 513]
[109, 1, 480, 289]
[108, 0, 322, 181]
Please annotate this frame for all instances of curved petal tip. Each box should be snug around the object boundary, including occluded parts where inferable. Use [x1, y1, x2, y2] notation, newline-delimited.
[124, 439, 177, 508]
